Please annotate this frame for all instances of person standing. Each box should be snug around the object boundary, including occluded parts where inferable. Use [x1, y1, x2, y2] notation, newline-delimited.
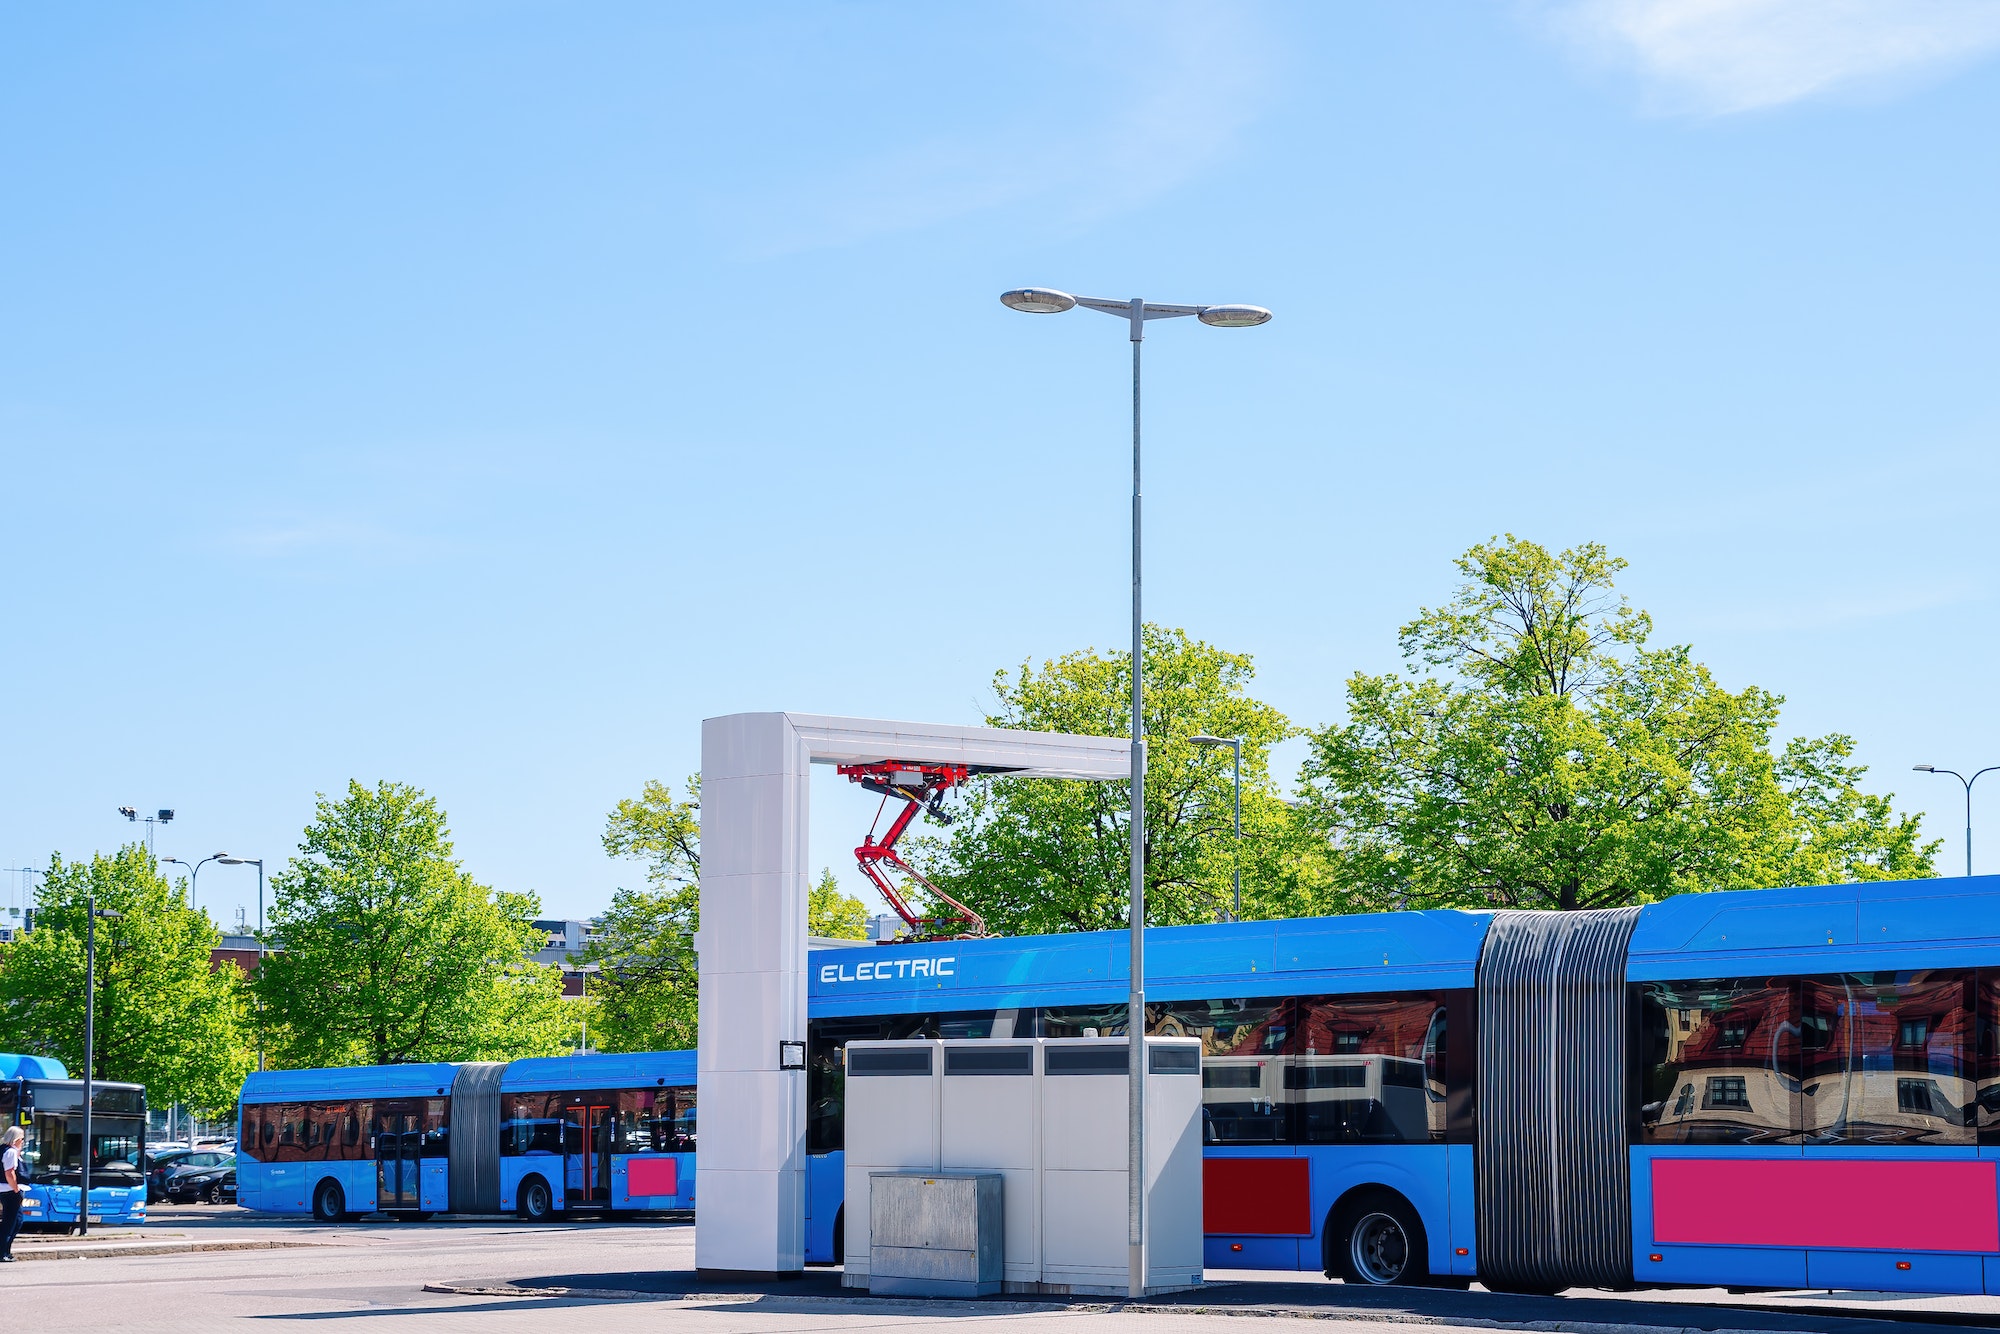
[0, 1124, 25, 1262]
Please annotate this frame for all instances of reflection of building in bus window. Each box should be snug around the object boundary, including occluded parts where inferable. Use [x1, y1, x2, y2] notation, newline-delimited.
[1977, 972, 2000, 1140]
[1801, 971, 1973, 1146]
[1637, 978, 1798, 1145]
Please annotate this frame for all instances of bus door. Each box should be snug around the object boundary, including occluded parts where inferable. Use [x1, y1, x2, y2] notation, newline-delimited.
[375, 1113, 419, 1210]
[564, 1103, 612, 1205]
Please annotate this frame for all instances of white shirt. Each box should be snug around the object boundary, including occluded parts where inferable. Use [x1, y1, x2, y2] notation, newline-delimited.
[1, 1144, 19, 1192]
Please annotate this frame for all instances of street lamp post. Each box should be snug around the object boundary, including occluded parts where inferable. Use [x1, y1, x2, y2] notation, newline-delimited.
[1001, 287, 1270, 1299]
[1191, 735, 1244, 921]
[81, 897, 125, 1237]
[217, 856, 266, 1069]
[1914, 765, 1999, 877]
[565, 963, 602, 1053]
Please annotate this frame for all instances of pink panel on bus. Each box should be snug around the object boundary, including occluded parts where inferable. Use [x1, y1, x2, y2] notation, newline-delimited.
[1652, 1159, 1999, 1253]
[626, 1157, 678, 1198]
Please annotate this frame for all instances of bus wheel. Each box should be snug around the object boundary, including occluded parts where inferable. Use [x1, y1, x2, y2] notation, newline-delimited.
[518, 1176, 554, 1222]
[313, 1181, 346, 1223]
[1331, 1191, 1427, 1286]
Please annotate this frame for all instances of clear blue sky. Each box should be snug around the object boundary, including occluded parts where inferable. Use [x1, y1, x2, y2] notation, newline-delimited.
[5, 3, 1998, 931]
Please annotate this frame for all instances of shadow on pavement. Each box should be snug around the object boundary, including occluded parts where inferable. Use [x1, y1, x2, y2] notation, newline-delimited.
[497, 1269, 2000, 1334]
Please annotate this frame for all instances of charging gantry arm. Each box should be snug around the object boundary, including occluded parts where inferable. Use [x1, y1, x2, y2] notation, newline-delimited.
[837, 761, 985, 939]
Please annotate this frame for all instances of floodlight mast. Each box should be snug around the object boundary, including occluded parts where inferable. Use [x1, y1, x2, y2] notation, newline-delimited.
[1000, 287, 1270, 1299]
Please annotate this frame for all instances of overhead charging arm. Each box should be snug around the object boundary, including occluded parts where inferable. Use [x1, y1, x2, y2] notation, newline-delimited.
[836, 761, 985, 939]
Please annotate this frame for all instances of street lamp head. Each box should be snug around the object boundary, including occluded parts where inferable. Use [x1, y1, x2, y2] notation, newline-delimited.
[93, 909, 124, 920]
[218, 855, 259, 866]
[1000, 287, 1076, 314]
[1196, 304, 1273, 328]
[1189, 735, 1229, 746]
[1914, 765, 1936, 772]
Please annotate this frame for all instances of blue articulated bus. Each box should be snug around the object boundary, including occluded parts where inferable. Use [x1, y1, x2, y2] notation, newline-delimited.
[0, 1054, 148, 1230]
[236, 1050, 695, 1221]
[802, 874, 2000, 1296]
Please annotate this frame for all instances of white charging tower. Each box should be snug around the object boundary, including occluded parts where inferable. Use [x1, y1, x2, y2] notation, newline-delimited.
[695, 712, 1129, 1277]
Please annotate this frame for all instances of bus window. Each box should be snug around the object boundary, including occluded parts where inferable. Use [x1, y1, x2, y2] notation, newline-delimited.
[1041, 1004, 1128, 1038]
[667, 1089, 696, 1151]
[1294, 992, 1445, 1144]
[1151, 999, 1291, 1144]
[1800, 971, 1974, 1146]
[501, 1093, 564, 1155]
[1980, 969, 2000, 1145]
[1635, 978, 1798, 1145]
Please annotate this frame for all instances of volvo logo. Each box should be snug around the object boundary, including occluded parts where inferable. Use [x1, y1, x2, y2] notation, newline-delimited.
[819, 956, 956, 984]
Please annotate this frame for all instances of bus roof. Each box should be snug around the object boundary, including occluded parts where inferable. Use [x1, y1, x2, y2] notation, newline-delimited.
[501, 1050, 697, 1093]
[808, 874, 2000, 1014]
[240, 1062, 460, 1103]
[0, 1054, 70, 1079]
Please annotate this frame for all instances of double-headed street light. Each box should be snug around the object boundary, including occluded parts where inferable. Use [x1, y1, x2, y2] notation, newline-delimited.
[159, 853, 228, 918]
[1191, 735, 1245, 921]
[1001, 287, 1270, 1300]
[1914, 765, 1998, 877]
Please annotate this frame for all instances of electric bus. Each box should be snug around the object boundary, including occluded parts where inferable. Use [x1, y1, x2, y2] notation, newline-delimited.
[235, 1050, 695, 1221]
[0, 1053, 149, 1230]
[803, 873, 2000, 1296]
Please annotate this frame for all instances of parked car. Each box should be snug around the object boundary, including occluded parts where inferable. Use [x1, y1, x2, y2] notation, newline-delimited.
[146, 1147, 199, 1202]
[162, 1154, 236, 1205]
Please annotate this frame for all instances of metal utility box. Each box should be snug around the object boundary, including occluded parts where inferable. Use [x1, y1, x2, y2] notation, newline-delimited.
[868, 1171, 1004, 1297]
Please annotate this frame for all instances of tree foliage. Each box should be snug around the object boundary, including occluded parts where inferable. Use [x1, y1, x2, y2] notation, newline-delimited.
[917, 626, 1315, 933]
[1297, 537, 1936, 911]
[585, 776, 702, 1054]
[0, 846, 250, 1113]
[254, 780, 573, 1068]
[809, 868, 870, 940]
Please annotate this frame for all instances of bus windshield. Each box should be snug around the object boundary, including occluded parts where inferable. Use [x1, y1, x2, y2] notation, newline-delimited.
[21, 1080, 148, 1186]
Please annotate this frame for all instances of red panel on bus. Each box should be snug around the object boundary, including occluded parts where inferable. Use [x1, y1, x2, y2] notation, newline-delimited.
[1204, 1157, 1312, 1236]
[1653, 1158, 1999, 1253]
[626, 1157, 679, 1198]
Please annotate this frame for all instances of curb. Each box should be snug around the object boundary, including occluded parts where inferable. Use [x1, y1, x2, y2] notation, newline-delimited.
[12, 1239, 325, 1262]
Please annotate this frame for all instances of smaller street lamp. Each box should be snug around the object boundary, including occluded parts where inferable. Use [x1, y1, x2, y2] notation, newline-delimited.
[80, 899, 125, 1237]
[563, 963, 603, 1053]
[1191, 736, 1245, 921]
[1913, 765, 1999, 877]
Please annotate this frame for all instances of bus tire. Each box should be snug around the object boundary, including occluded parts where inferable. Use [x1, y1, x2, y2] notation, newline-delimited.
[313, 1180, 346, 1223]
[1328, 1190, 1428, 1287]
[518, 1176, 554, 1222]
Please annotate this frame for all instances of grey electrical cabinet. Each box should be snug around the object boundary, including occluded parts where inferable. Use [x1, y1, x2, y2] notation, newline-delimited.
[868, 1171, 1005, 1297]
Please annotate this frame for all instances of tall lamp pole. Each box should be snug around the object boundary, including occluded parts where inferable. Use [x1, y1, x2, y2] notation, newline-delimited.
[1191, 735, 1244, 921]
[1914, 765, 1999, 877]
[1001, 287, 1270, 1299]
[81, 898, 125, 1237]
[217, 856, 266, 1068]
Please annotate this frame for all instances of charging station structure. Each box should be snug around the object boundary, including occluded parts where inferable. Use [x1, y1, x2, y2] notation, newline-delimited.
[694, 712, 1130, 1278]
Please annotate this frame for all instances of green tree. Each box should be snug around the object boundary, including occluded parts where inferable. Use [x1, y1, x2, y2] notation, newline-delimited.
[1297, 537, 1936, 912]
[809, 869, 870, 939]
[0, 846, 250, 1113]
[253, 780, 573, 1068]
[917, 625, 1311, 934]
[584, 776, 701, 1053]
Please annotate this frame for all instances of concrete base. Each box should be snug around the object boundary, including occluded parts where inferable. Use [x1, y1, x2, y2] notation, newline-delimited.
[870, 1275, 1004, 1298]
[1004, 1280, 1206, 1297]
[695, 1269, 806, 1283]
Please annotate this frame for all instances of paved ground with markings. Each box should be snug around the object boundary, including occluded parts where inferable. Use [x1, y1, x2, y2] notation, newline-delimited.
[6, 1206, 2000, 1334]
